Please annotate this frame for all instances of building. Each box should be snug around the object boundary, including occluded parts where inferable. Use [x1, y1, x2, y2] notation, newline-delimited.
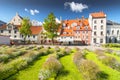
[0, 20, 6, 26]
[58, 17, 92, 45]
[0, 13, 43, 44]
[0, 24, 43, 43]
[89, 12, 107, 45]
[0, 35, 10, 45]
[9, 12, 23, 25]
[106, 20, 120, 43]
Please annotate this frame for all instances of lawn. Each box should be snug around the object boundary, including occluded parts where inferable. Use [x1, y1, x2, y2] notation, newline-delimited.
[86, 51, 120, 80]
[56, 53, 83, 80]
[7, 55, 49, 80]
[1, 45, 120, 80]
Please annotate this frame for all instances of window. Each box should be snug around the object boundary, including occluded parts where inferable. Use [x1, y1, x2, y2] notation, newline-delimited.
[94, 20, 97, 24]
[86, 36, 88, 39]
[1, 30, 3, 33]
[100, 39, 103, 43]
[9, 30, 11, 33]
[107, 30, 110, 35]
[14, 30, 17, 34]
[117, 30, 119, 35]
[101, 20, 103, 23]
[28, 35, 30, 38]
[101, 31, 103, 36]
[112, 30, 114, 35]
[93, 38, 96, 43]
[33, 35, 35, 38]
[94, 26, 97, 30]
[14, 35, 16, 38]
[101, 25, 103, 30]
[94, 31, 97, 36]
[21, 35, 24, 38]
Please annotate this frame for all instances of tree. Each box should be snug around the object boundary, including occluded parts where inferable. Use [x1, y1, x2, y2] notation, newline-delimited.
[43, 12, 60, 45]
[19, 17, 31, 44]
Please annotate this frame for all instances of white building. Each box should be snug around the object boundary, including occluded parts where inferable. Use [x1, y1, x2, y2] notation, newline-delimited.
[106, 20, 120, 43]
[9, 12, 23, 25]
[89, 12, 107, 45]
[0, 13, 43, 44]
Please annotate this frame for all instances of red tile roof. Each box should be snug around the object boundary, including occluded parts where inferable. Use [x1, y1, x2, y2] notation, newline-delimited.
[30, 26, 43, 35]
[91, 12, 106, 18]
[0, 24, 6, 29]
[0, 24, 43, 35]
[60, 18, 91, 36]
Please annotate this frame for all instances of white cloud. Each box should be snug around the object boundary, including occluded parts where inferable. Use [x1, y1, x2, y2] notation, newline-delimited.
[56, 18, 61, 23]
[31, 20, 43, 26]
[24, 8, 39, 15]
[24, 8, 29, 12]
[64, 2, 88, 12]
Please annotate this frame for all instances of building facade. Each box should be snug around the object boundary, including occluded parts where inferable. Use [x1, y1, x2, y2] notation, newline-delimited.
[58, 17, 92, 45]
[106, 20, 120, 43]
[0, 13, 43, 44]
[89, 12, 107, 45]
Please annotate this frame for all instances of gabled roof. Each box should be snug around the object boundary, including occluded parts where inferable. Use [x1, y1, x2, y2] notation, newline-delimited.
[91, 11, 106, 18]
[0, 24, 43, 35]
[60, 18, 91, 37]
[0, 24, 6, 30]
[107, 20, 120, 25]
[0, 20, 6, 26]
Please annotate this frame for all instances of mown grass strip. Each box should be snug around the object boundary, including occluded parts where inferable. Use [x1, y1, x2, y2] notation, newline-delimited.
[7, 55, 49, 80]
[56, 53, 83, 80]
[86, 51, 120, 80]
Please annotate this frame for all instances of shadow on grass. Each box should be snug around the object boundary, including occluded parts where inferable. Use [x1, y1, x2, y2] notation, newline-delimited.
[55, 67, 70, 80]
[5, 56, 45, 80]
[97, 71, 109, 80]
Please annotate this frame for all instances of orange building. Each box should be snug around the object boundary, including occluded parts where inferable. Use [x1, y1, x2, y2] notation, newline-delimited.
[59, 17, 92, 45]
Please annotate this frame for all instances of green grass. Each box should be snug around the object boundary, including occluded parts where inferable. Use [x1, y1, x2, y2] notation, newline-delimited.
[105, 53, 120, 62]
[56, 53, 83, 80]
[86, 51, 120, 80]
[110, 48, 120, 50]
[7, 55, 49, 80]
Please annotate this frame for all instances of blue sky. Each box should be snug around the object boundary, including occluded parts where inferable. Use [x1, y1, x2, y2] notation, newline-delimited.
[0, 0, 120, 23]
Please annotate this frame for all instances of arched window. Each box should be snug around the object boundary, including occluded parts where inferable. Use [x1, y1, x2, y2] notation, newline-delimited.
[117, 30, 119, 35]
[107, 30, 110, 35]
[112, 30, 114, 35]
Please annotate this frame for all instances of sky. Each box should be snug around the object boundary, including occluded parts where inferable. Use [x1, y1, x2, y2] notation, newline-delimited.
[0, 0, 120, 23]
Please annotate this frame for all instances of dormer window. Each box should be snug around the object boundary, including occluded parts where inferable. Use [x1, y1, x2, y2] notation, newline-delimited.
[71, 22, 77, 27]
[63, 23, 66, 27]
[63, 32, 66, 34]
[85, 26, 88, 30]
[77, 26, 80, 30]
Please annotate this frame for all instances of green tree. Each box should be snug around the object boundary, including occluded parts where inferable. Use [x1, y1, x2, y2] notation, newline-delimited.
[19, 17, 32, 44]
[43, 12, 60, 45]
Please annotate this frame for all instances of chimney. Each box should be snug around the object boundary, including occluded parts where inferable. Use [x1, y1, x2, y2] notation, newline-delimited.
[82, 16, 84, 20]
[81, 16, 84, 26]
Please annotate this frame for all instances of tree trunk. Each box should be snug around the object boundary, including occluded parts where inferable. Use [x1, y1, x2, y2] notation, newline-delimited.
[52, 37, 54, 45]
[24, 36, 26, 44]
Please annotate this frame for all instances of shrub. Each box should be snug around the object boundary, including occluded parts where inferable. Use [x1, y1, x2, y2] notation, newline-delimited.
[79, 60, 100, 80]
[73, 51, 84, 66]
[0, 54, 9, 63]
[39, 56, 62, 80]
